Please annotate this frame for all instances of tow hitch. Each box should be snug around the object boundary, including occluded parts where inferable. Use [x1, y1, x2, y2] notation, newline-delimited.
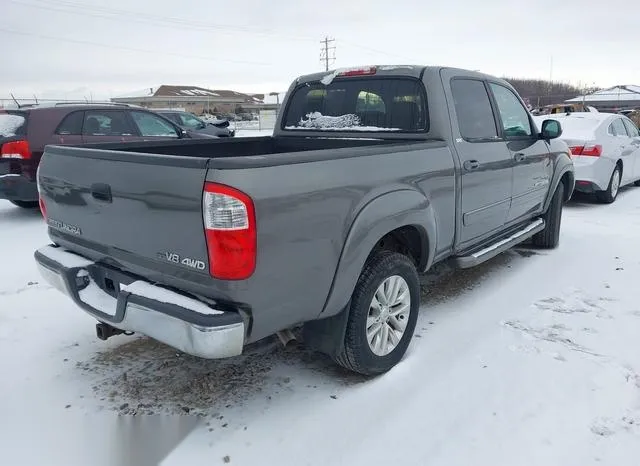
[96, 322, 133, 340]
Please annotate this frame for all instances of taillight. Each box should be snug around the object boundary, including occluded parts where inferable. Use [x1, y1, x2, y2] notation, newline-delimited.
[39, 196, 47, 218]
[203, 182, 256, 280]
[1, 140, 31, 159]
[337, 66, 377, 77]
[569, 144, 601, 157]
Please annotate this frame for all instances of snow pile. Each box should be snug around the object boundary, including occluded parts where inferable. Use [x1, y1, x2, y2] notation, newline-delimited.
[122, 281, 222, 316]
[0, 114, 25, 137]
[287, 112, 401, 132]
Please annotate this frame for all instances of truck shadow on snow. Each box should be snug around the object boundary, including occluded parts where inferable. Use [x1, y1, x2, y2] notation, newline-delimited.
[80, 249, 537, 417]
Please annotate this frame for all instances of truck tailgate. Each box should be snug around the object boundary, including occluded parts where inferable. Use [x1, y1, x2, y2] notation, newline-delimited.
[38, 145, 211, 279]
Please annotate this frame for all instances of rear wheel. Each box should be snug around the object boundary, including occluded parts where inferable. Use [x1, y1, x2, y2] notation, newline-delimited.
[335, 250, 420, 376]
[532, 181, 564, 249]
[596, 166, 621, 204]
[10, 200, 39, 209]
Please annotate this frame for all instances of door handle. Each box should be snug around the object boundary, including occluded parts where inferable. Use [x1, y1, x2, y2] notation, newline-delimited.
[91, 183, 112, 203]
[514, 152, 526, 162]
[463, 160, 481, 170]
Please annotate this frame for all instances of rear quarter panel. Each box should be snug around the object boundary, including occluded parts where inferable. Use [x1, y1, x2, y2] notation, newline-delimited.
[207, 143, 456, 342]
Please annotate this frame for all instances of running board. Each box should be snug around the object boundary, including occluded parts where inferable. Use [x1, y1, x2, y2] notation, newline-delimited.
[452, 219, 545, 269]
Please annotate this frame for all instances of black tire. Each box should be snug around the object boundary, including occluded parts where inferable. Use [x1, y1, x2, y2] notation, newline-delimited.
[335, 250, 420, 376]
[10, 200, 39, 209]
[634, 180, 640, 187]
[596, 166, 621, 204]
[532, 181, 564, 249]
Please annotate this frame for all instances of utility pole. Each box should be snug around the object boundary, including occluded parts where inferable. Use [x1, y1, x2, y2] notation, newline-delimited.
[320, 36, 336, 71]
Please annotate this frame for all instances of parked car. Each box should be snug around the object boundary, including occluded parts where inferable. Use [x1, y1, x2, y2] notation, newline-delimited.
[0, 103, 214, 208]
[533, 112, 640, 203]
[156, 110, 235, 137]
[34, 65, 574, 375]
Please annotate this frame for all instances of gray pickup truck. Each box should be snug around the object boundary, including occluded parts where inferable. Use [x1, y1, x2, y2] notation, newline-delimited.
[34, 65, 574, 375]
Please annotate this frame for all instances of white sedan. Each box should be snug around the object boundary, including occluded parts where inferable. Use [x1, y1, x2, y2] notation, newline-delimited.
[534, 112, 640, 203]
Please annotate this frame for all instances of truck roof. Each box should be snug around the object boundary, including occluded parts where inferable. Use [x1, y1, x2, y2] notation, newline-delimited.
[294, 65, 501, 86]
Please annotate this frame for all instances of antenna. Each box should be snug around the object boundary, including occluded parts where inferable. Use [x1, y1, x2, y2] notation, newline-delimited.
[10, 93, 20, 108]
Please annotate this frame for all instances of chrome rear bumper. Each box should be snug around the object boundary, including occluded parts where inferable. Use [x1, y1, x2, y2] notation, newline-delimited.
[34, 245, 245, 359]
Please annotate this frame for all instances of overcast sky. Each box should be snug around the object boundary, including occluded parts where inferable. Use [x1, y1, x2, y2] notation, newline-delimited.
[2, 0, 638, 101]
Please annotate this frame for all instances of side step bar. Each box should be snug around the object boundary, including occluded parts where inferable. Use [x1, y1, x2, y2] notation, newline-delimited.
[452, 219, 545, 269]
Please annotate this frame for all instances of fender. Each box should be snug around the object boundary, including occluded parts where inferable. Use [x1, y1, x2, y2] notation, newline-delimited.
[319, 189, 436, 319]
[543, 147, 575, 211]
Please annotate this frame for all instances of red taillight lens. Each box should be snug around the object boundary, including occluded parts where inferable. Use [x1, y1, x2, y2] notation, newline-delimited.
[1, 140, 31, 159]
[39, 196, 47, 218]
[203, 182, 256, 280]
[337, 66, 377, 77]
[569, 144, 601, 157]
[581, 144, 602, 157]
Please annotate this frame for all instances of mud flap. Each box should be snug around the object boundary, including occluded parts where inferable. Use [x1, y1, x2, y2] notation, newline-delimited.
[302, 303, 350, 358]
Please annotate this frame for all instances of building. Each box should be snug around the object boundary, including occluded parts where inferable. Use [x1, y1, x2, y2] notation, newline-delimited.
[111, 85, 270, 115]
[565, 85, 640, 112]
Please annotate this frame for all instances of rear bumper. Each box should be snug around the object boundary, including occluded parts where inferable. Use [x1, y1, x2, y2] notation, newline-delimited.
[0, 174, 38, 201]
[34, 245, 245, 359]
[572, 156, 614, 192]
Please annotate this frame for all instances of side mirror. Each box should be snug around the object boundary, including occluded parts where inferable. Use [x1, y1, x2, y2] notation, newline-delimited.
[540, 119, 562, 139]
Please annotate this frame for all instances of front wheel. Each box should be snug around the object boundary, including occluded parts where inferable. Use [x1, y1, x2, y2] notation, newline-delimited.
[335, 250, 420, 375]
[596, 166, 621, 204]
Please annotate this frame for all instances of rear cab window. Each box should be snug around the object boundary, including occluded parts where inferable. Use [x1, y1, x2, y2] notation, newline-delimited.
[0, 111, 28, 139]
[283, 77, 428, 132]
[450, 79, 498, 141]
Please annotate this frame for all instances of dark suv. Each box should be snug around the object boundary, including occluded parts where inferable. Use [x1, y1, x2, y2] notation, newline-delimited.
[0, 103, 212, 208]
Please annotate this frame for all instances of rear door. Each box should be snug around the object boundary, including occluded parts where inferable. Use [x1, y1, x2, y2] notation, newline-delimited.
[622, 118, 640, 181]
[81, 110, 138, 144]
[445, 74, 513, 247]
[487, 82, 552, 222]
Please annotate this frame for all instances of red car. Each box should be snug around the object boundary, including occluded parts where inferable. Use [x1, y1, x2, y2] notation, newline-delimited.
[0, 103, 212, 208]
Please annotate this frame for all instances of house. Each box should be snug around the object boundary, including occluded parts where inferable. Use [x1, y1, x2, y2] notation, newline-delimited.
[111, 85, 267, 115]
[565, 85, 640, 112]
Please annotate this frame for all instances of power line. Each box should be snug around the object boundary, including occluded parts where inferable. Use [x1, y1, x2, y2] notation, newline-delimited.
[0, 27, 272, 66]
[8, 0, 318, 42]
[320, 36, 336, 72]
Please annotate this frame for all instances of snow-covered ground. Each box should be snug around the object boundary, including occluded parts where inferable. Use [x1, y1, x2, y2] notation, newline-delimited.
[1, 187, 640, 465]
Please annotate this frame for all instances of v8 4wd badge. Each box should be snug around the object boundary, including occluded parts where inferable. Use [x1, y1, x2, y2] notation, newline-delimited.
[157, 252, 206, 271]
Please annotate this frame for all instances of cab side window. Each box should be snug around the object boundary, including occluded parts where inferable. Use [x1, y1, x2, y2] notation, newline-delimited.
[488, 83, 532, 138]
[450, 79, 498, 141]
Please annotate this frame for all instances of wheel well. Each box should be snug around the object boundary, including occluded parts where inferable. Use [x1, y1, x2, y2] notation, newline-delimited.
[616, 159, 623, 175]
[370, 226, 426, 269]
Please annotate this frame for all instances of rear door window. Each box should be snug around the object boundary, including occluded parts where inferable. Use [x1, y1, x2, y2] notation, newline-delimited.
[611, 118, 629, 137]
[83, 111, 135, 136]
[0, 111, 27, 138]
[283, 77, 427, 132]
[450, 79, 498, 140]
